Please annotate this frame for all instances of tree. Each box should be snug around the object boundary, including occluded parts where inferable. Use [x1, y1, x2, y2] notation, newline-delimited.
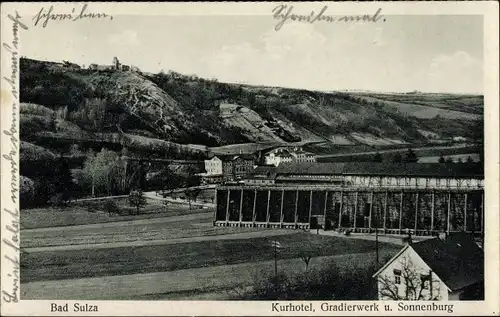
[445, 157, 454, 164]
[83, 149, 127, 196]
[373, 152, 383, 162]
[185, 188, 201, 210]
[20, 175, 36, 207]
[438, 156, 446, 163]
[377, 255, 441, 300]
[457, 158, 463, 164]
[51, 156, 74, 205]
[466, 156, 475, 165]
[163, 199, 169, 212]
[129, 190, 146, 214]
[403, 148, 418, 163]
[392, 153, 403, 163]
[298, 249, 314, 273]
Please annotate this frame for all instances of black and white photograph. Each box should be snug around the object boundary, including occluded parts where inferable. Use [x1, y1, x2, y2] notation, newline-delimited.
[1, 1, 498, 316]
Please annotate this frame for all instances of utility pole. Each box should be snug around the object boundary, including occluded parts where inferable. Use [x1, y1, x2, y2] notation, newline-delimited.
[375, 207, 379, 268]
[274, 241, 278, 282]
[271, 240, 281, 294]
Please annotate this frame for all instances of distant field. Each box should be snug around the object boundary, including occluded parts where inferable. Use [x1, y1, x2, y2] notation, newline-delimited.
[317, 144, 480, 162]
[209, 143, 278, 155]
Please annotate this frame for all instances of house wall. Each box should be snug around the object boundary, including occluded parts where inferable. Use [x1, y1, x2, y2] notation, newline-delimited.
[204, 158, 223, 176]
[377, 247, 449, 301]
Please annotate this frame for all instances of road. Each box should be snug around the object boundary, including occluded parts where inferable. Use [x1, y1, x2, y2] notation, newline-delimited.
[316, 143, 474, 159]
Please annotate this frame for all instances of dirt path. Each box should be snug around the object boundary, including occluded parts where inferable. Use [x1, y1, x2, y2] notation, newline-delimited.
[24, 229, 295, 253]
[21, 251, 380, 300]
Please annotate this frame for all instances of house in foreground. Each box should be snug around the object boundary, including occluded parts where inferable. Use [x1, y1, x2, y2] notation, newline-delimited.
[372, 232, 484, 301]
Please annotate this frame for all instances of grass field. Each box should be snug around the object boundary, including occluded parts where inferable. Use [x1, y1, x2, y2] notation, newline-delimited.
[21, 198, 206, 229]
[22, 213, 272, 249]
[21, 201, 400, 300]
[22, 232, 398, 284]
[22, 249, 398, 300]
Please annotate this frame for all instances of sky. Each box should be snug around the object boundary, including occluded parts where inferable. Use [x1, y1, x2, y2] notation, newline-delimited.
[21, 14, 483, 94]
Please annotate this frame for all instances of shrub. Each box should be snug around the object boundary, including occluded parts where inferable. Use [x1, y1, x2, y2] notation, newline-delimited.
[103, 200, 119, 215]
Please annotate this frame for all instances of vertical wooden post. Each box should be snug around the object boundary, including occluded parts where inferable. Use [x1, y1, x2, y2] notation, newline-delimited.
[399, 191, 404, 234]
[252, 189, 257, 224]
[430, 191, 435, 232]
[238, 189, 244, 224]
[368, 191, 374, 230]
[480, 192, 484, 234]
[225, 189, 231, 224]
[338, 191, 343, 231]
[294, 190, 299, 227]
[383, 191, 388, 233]
[323, 191, 329, 229]
[280, 189, 284, 226]
[447, 192, 451, 234]
[266, 190, 271, 225]
[353, 191, 359, 231]
[213, 188, 218, 223]
[308, 190, 313, 226]
[464, 193, 468, 232]
[414, 192, 419, 233]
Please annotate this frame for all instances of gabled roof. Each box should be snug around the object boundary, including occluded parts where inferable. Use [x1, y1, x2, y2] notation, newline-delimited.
[246, 165, 277, 179]
[273, 162, 483, 178]
[373, 233, 484, 292]
[208, 154, 255, 162]
[410, 233, 484, 291]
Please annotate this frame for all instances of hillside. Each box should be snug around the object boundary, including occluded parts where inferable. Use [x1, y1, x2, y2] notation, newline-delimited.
[20, 57, 483, 159]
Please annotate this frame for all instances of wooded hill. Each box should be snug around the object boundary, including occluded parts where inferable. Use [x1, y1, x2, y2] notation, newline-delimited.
[20, 57, 483, 160]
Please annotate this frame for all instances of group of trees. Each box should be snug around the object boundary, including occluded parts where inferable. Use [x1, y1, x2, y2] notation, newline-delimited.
[79, 148, 130, 197]
[438, 155, 476, 164]
[371, 148, 419, 163]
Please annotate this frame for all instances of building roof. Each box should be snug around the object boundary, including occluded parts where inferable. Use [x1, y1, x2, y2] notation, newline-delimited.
[373, 233, 484, 292]
[274, 162, 483, 178]
[208, 154, 255, 161]
[410, 233, 484, 291]
[246, 165, 277, 179]
[275, 150, 293, 158]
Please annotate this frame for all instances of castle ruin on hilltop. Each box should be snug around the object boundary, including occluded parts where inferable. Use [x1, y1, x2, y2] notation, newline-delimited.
[88, 57, 140, 72]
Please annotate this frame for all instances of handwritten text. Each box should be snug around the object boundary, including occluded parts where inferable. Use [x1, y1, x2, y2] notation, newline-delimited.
[33, 4, 113, 28]
[272, 5, 385, 31]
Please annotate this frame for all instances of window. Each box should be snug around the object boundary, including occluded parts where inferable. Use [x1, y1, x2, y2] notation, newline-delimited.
[420, 274, 430, 289]
[393, 269, 402, 284]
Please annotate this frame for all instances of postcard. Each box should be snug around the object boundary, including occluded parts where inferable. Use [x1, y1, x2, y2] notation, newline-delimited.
[1, 1, 499, 316]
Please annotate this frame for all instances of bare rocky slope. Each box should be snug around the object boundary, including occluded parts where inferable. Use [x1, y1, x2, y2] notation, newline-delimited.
[20, 58, 483, 157]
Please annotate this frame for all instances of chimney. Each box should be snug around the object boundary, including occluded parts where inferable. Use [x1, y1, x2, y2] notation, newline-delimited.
[402, 229, 413, 245]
